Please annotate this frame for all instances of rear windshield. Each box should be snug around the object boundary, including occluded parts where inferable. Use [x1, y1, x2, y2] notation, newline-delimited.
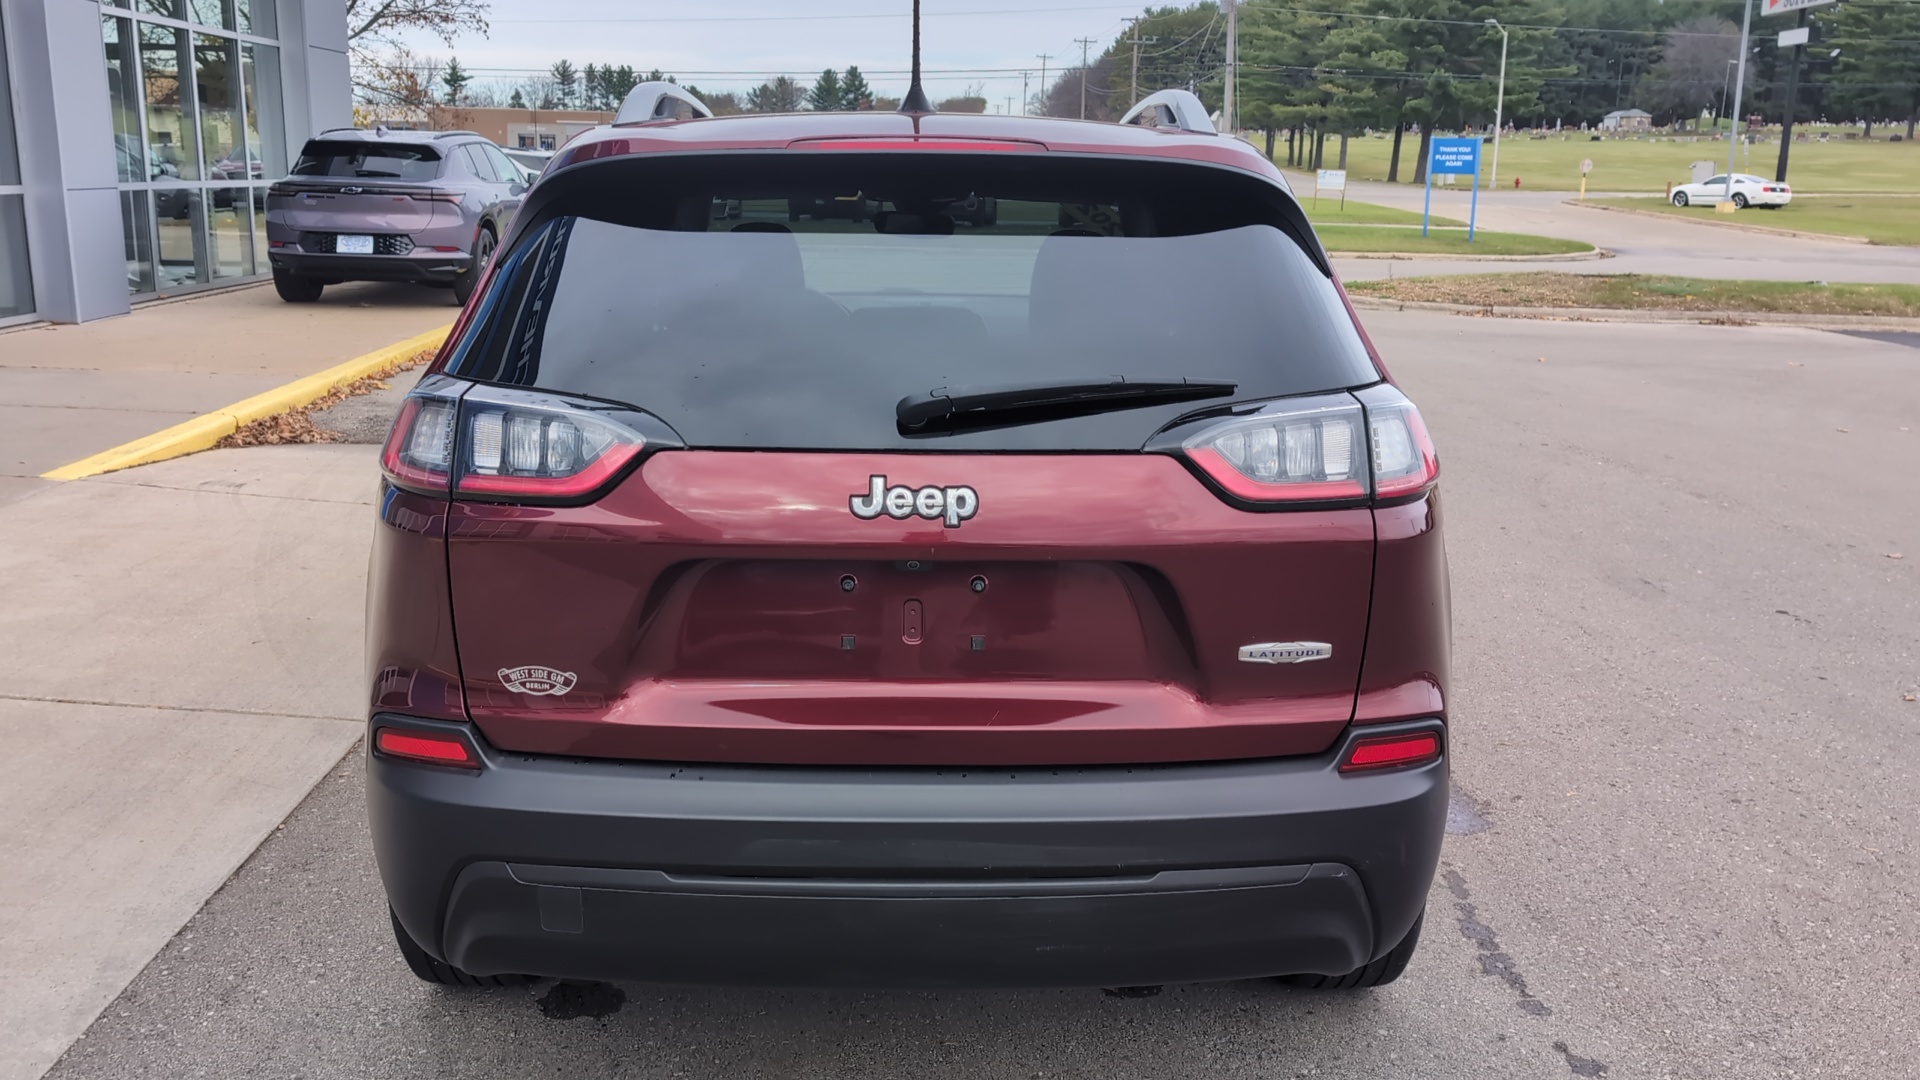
[454, 163, 1378, 451]
[291, 140, 442, 180]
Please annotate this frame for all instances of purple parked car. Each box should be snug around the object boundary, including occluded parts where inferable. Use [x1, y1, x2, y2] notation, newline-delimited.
[265, 129, 528, 305]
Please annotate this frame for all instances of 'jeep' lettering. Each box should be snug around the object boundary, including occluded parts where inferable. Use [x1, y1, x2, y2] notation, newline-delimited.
[850, 475, 980, 529]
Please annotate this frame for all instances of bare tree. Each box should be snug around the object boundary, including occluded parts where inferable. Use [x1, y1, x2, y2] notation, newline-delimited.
[347, 0, 489, 111]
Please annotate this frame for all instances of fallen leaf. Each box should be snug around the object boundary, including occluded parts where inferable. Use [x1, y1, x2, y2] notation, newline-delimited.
[1537, 357, 1546, 362]
[1904, 693, 1917, 702]
[1887, 553, 1905, 560]
[1836, 428, 1850, 433]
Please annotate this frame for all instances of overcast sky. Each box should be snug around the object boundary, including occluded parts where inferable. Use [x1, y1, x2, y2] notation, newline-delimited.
[394, 1, 1154, 106]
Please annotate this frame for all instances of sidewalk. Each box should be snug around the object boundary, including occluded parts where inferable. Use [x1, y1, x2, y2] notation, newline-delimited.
[0, 281, 454, 507]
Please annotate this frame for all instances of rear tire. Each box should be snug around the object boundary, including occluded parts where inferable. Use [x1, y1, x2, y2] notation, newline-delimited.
[273, 270, 323, 303]
[1671, 192, 1689, 207]
[389, 907, 523, 987]
[1732, 193, 1749, 209]
[1277, 913, 1423, 990]
[452, 226, 495, 307]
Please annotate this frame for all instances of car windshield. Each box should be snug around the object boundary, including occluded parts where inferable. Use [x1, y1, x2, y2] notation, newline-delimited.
[451, 160, 1377, 452]
[291, 140, 442, 180]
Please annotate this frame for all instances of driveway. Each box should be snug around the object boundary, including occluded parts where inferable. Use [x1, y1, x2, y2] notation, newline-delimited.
[1322, 178, 1920, 285]
[15, 312, 1917, 1080]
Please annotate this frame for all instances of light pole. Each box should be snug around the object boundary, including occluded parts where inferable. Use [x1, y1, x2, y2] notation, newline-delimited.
[1725, 0, 1753, 204]
[1486, 18, 1508, 190]
[1720, 58, 1735, 131]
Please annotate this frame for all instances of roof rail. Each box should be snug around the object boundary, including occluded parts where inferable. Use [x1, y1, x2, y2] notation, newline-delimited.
[431, 130, 485, 140]
[1118, 89, 1216, 135]
[614, 82, 714, 126]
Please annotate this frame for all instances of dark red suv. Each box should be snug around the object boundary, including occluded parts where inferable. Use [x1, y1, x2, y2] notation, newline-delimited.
[367, 86, 1448, 992]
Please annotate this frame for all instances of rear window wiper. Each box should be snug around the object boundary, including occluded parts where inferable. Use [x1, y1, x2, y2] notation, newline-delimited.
[897, 377, 1237, 435]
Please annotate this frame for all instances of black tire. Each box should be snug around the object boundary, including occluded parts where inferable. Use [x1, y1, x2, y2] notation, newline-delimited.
[1278, 914, 1423, 990]
[982, 199, 999, 227]
[273, 269, 323, 303]
[452, 226, 495, 307]
[389, 907, 523, 987]
[1732, 193, 1748, 209]
[1671, 191, 1689, 207]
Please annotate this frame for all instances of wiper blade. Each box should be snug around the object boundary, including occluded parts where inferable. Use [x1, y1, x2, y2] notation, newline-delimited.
[897, 376, 1237, 434]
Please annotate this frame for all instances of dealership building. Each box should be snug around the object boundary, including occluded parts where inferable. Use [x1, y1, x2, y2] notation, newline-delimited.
[1, 0, 351, 325]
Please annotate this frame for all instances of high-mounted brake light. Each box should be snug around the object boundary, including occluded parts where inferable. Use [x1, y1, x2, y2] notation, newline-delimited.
[1180, 387, 1438, 507]
[1339, 730, 1442, 773]
[375, 727, 480, 769]
[788, 137, 1044, 152]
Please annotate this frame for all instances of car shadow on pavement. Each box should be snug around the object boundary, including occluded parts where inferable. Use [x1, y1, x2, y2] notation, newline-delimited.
[45, 748, 1466, 1080]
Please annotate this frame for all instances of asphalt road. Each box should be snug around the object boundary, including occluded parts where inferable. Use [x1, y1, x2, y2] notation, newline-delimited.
[37, 312, 1920, 1079]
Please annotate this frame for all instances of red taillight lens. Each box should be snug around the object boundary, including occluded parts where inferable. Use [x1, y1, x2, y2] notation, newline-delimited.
[380, 394, 458, 495]
[1339, 730, 1442, 773]
[375, 727, 479, 768]
[453, 387, 646, 502]
[1181, 395, 1369, 504]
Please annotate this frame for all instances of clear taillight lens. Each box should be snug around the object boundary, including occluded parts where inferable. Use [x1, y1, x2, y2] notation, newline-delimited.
[379, 384, 647, 502]
[1182, 395, 1369, 503]
[380, 394, 458, 494]
[453, 386, 645, 501]
[1181, 387, 1438, 506]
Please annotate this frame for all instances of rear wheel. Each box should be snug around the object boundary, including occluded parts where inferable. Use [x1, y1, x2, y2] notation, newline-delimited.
[1671, 191, 1689, 207]
[389, 907, 523, 987]
[1732, 193, 1749, 209]
[273, 270, 323, 303]
[1277, 913, 1423, 990]
[452, 226, 495, 306]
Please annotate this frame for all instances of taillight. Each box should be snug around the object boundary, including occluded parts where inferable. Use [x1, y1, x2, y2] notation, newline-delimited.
[454, 386, 645, 501]
[374, 727, 480, 769]
[1178, 386, 1437, 506]
[409, 188, 465, 203]
[1338, 730, 1442, 773]
[381, 384, 648, 503]
[380, 393, 458, 494]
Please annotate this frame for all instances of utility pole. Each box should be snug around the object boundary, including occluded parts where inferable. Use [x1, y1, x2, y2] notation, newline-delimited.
[1035, 53, 1052, 116]
[1775, 7, 1808, 181]
[1222, 0, 1237, 132]
[1486, 19, 1508, 190]
[1127, 19, 1158, 107]
[1074, 37, 1095, 119]
[1725, 0, 1752, 204]
[1021, 70, 1031, 115]
[1005, 95, 1013, 115]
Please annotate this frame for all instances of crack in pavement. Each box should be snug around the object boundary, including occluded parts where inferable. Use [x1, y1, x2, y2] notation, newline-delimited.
[79, 477, 373, 506]
[0, 692, 358, 723]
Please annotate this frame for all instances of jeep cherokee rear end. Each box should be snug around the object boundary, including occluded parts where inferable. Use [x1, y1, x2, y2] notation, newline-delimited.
[366, 103, 1449, 990]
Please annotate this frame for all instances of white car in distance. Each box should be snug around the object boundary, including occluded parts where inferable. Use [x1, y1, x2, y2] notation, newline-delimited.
[1670, 173, 1793, 209]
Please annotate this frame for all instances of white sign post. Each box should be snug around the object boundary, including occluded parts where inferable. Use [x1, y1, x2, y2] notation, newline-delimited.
[1315, 168, 1348, 209]
[1778, 26, 1810, 46]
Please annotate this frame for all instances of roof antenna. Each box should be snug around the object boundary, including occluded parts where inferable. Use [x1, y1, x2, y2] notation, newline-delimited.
[897, 0, 935, 114]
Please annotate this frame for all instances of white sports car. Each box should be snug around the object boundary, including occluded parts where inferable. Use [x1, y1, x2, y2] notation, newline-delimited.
[1669, 173, 1793, 209]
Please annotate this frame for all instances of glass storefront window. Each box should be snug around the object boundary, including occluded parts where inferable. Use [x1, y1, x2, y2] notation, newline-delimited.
[153, 187, 201, 290]
[139, 23, 198, 181]
[103, 17, 147, 183]
[209, 189, 254, 279]
[235, 0, 275, 38]
[188, 0, 226, 28]
[240, 44, 286, 177]
[1, 6, 33, 319]
[121, 191, 156, 294]
[194, 33, 241, 180]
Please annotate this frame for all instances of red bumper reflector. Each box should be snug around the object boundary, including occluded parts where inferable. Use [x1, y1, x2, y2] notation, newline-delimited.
[1339, 731, 1442, 773]
[375, 728, 479, 768]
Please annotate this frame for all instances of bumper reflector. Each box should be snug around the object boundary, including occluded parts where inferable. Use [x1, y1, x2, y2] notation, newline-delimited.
[1339, 731, 1441, 773]
[375, 728, 480, 769]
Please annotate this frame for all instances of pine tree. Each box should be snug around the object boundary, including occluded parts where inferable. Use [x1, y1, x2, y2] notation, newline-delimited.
[840, 66, 874, 110]
[1825, 1, 1920, 138]
[508, 87, 527, 110]
[551, 59, 578, 109]
[441, 56, 470, 104]
[808, 69, 843, 111]
[746, 76, 804, 113]
[581, 64, 602, 111]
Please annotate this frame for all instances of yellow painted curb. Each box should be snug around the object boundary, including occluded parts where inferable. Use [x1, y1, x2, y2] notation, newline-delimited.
[41, 324, 453, 481]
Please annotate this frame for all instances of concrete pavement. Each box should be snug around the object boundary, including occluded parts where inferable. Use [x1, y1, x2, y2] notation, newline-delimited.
[0, 282, 453, 504]
[20, 313, 1918, 1080]
[1320, 176, 1920, 285]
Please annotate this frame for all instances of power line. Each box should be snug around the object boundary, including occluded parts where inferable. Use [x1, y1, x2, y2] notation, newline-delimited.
[495, 3, 1145, 25]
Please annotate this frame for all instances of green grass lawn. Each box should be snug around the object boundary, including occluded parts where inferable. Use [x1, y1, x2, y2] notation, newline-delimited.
[1315, 225, 1593, 256]
[1346, 273, 1920, 316]
[1299, 198, 1463, 227]
[1280, 133, 1920, 195]
[1588, 195, 1920, 246]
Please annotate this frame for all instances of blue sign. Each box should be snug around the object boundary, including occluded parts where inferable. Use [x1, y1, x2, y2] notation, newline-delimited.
[1422, 137, 1483, 242]
[1428, 137, 1481, 175]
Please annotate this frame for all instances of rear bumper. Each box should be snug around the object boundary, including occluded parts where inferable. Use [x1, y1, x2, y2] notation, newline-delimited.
[268, 250, 470, 283]
[368, 715, 1447, 988]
